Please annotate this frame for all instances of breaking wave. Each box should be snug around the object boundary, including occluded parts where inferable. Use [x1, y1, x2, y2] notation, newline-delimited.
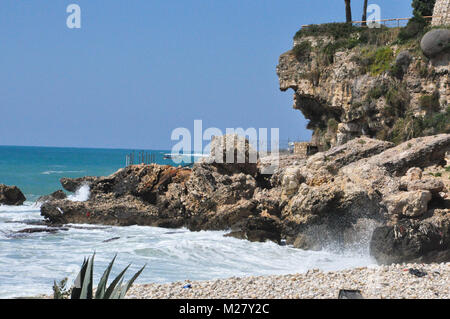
[67, 184, 90, 202]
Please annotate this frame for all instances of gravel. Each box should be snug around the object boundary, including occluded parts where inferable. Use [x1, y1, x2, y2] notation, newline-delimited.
[127, 263, 450, 299]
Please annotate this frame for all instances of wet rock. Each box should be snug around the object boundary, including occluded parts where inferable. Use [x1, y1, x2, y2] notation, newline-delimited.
[103, 237, 120, 243]
[16, 227, 69, 234]
[0, 184, 26, 206]
[370, 209, 450, 264]
[226, 215, 282, 244]
[36, 190, 67, 203]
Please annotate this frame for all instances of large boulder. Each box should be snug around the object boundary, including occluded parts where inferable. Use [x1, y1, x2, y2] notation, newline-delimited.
[0, 184, 26, 206]
[383, 190, 432, 217]
[395, 50, 412, 69]
[420, 29, 450, 58]
[204, 134, 258, 175]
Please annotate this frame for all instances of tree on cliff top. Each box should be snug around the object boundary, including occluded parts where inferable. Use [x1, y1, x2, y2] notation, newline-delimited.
[412, 0, 436, 17]
[362, 0, 368, 26]
[345, 0, 352, 23]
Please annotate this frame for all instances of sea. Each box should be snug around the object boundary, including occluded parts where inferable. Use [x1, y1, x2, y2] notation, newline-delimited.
[0, 145, 375, 298]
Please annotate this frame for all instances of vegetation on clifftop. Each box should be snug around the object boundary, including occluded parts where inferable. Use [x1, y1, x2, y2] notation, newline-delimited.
[288, 8, 448, 147]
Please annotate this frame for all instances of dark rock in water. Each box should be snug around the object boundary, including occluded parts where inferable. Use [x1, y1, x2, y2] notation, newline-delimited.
[226, 216, 282, 244]
[16, 227, 69, 234]
[0, 184, 26, 206]
[66, 225, 111, 230]
[103, 237, 120, 243]
[36, 190, 67, 204]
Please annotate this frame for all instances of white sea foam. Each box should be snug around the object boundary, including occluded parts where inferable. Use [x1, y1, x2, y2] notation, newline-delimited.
[41, 170, 85, 175]
[0, 201, 376, 299]
[67, 184, 90, 202]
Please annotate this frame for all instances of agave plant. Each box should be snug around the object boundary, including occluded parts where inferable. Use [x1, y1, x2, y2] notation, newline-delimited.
[55, 254, 146, 299]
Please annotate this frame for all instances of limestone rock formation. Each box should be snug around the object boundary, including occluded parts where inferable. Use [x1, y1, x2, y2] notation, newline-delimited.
[40, 133, 450, 264]
[36, 190, 67, 204]
[277, 24, 449, 149]
[0, 184, 26, 206]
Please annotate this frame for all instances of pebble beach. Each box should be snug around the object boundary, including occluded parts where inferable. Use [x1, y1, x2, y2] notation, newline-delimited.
[127, 263, 450, 299]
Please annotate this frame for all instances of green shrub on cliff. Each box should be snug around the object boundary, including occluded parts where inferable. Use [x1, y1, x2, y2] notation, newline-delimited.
[327, 118, 339, 133]
[421, 106, 450, 134]
[384, 84, 409, 117]
[412, 0, 436, 18]
[294, 23, 360, 40]
[367, 82, 389, 100]
[355, 46, 394, 76]
[397, 16, 428, 43]
[369, 47, 394, 75]
[388, 107, 450, 144]
[419, 91, 440, 112]
[293, 41, 312, 62]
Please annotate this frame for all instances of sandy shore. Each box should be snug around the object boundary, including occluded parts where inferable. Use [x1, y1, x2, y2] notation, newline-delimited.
[127, 263, 450, 299]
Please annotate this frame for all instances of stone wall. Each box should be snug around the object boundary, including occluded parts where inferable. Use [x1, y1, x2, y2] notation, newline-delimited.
[432, 0, 450, 26]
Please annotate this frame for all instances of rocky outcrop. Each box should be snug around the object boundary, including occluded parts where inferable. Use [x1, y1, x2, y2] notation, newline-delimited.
[36, 190, 67, 204]
[420, 29, 450, 58]
[0, 184, 26, 206]
[370, 209, 450, 264]
[40, 133, 450, 264]
[277, 24, 449, 149]
[204, 134, 258, 176]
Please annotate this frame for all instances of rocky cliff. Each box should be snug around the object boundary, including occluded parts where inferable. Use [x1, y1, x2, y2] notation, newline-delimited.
[277, 22, 449, 149]
[40, 133, 450, 264]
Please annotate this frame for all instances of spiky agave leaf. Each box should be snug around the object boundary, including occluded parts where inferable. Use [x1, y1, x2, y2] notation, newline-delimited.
[119, 264, 146, 299]
[79, 253, 95, 299]
[71, 257, 88, 299]
[94, 254, 117, 299]
[103, 264, 130, 299]
[109, 278, 125, 299]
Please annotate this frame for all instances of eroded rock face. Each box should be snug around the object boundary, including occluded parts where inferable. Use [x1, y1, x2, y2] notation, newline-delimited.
[277, 29, 449, 149]
[0, 184, 26, 206]
[36, 190, 67, 204]
[370, 209, 450, 264]
[383, 190, 432, 217]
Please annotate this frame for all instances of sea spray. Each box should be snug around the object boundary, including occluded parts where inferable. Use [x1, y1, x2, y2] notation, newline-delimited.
[67, 184, 90, 202]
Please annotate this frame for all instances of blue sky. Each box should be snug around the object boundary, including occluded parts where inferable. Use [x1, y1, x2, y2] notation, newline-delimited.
[0, 0, 413, 149]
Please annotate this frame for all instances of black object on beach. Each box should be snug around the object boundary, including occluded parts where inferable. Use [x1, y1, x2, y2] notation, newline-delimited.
[338, 289, 364, 299]
[409, 268, 427, 277]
